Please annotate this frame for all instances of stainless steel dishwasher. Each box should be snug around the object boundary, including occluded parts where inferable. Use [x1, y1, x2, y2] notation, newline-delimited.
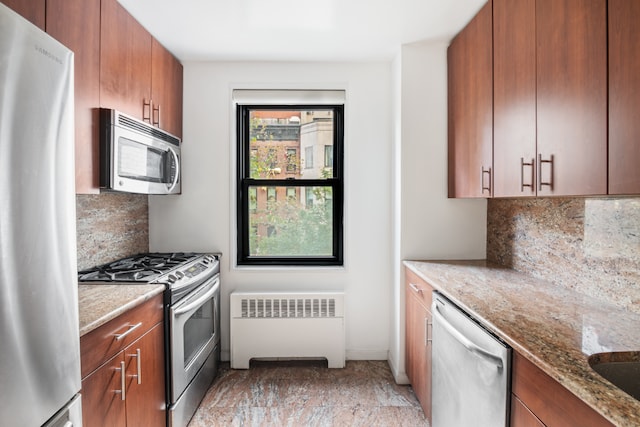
[431, 292, 511, 427]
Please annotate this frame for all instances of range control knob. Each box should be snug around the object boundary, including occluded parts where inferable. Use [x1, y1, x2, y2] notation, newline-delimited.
[175, 271, 185, 279]
[167, 274, 177, 284]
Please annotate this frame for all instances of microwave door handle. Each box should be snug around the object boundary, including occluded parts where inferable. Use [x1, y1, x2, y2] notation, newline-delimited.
[167, 147, 180, 192]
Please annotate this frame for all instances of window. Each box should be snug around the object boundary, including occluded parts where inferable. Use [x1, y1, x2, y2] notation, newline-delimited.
[286, 187, 297, 200]
[304, 146, 314, 169]
[237, 104, 344, 266]
[286, 148, 297, 173]
[324, 145, 333, 168]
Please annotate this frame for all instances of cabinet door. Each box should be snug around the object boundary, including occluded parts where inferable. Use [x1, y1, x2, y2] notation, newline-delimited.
[609, 0, 640, 195]
[447, 0, 493, 198]
[1, 0, 45, 29]
[151, 38, 183, 138]
[81, 353, 127, 427]
[536, 0, 607, 196]
[405, 270, 433, 423]
[512, 352, 613, 427]
[100, 0, 152, 121]
[493, 0, 537, 197]
[125, 323, 166, 427]
[511, 394, 545, 427]
[406, 288, 431, 420]
[46, 0, 101, 194]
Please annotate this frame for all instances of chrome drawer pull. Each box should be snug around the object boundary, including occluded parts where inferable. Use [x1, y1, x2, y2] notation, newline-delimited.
[409, 283, 423, 294]
[115, 360, 126, 401]
[114, 322, 142, 341]
[129, 348, 142, 384]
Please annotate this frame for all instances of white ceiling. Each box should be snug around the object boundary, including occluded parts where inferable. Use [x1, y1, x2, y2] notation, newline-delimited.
[117, 0, 486, 62]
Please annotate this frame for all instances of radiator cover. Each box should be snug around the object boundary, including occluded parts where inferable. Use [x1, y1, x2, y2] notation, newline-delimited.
[230, 292, 345, 369]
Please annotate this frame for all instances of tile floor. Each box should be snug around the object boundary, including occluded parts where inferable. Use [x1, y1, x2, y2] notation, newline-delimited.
[187, 360, 429, 427]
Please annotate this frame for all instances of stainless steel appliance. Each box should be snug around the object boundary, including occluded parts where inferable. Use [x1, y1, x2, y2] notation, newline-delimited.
[100, 108, 181, 195]
[0, 3, 82, 426]
[79, 252, 220, 427]
[431, 292, 511, 427]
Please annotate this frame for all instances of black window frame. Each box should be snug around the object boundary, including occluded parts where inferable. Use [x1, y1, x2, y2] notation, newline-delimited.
[237, 104, 344, 266]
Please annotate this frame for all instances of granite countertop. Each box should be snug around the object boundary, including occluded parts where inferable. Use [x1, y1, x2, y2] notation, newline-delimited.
[404, 260, 640, 427]
[78, 284, 165, 337]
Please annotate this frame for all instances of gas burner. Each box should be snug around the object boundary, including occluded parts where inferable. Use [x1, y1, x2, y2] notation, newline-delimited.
[78, 252, 201, 283]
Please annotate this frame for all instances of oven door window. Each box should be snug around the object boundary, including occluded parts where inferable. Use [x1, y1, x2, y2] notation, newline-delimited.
[170, 276, 220, 401]
[118, 137, 166, 183]
[183, 298, 215, 367]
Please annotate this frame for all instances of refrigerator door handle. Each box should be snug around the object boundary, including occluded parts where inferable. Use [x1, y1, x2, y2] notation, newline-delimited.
[433, 303, 504, 369]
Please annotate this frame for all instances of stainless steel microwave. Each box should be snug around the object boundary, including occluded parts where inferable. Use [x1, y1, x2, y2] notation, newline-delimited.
[99, 108, 181, 195]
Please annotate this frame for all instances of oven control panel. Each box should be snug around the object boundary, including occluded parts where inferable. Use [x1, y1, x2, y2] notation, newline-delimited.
[183, 263, 206, 278]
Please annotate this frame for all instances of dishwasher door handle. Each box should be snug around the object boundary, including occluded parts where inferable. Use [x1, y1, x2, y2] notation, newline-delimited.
[434, 304, 504, 369]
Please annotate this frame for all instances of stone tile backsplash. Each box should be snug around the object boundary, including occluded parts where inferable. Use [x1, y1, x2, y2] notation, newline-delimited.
[76, 193, 149, 271]
[487, 197, 640, 314]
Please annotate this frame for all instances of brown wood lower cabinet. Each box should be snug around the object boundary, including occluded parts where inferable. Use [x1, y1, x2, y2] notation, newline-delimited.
[405, 268, 433, 423]
[511, 351, 613, 427]
[80, 295, 166, 427]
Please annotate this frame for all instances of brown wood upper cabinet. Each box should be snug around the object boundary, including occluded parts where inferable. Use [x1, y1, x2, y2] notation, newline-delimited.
[100, 0, 183, 138]
[100, 0, 153, 124]
[447, 1, 493, 198]
[492, 0, 607, 197]
[609, 0, 640, 195]
[151, 39, 184, 138]
[46, 0, 101, 194]
[1, 0, 45, 29]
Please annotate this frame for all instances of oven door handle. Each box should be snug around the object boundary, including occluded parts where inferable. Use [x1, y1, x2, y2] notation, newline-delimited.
[174, 279, 219, 316]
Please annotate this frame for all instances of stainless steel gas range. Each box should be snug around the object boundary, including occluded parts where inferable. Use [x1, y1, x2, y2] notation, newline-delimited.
[79, 252, 221, 427]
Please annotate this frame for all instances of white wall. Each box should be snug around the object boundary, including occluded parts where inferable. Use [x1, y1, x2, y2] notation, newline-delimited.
[149, 61, 393, 361]
[387, 41, 487, 382]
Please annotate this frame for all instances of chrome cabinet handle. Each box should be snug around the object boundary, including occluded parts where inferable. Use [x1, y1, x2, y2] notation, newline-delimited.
[115, 361, 126, 401]
[520, 157, 535, 192]
[481, 166, 492, 195]
[153, 105, 161, 127]
[143, 99, 152, 123]
[425, 318, 432, 345]
[538, 154, 554, 191]
[433, 303, 503, 369]
[409, 283, 422, 294]
[129, 348, 142, 384]
[114, 322, 142, 341]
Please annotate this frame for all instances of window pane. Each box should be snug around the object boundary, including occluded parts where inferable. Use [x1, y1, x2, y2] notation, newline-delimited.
[248, 185, 333, 256]
[249, 109, 333, 179]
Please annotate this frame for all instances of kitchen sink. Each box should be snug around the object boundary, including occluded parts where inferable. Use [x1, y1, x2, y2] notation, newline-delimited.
[588, 352, 640, 401]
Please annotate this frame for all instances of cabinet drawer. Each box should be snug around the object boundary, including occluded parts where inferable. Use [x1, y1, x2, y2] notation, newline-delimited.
[80, 294, 163, 378]
[405, 268, 434, 309]
[511, 394, 544, 427]
[512, 351, 613, 427]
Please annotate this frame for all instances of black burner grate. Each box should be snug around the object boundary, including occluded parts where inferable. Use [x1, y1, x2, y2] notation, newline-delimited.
[78, 252, 200, 282]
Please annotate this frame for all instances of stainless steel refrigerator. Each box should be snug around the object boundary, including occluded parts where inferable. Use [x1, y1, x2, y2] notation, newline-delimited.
[0, 3, 82, 426]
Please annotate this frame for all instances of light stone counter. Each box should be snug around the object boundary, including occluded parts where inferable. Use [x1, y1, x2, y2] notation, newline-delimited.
[404, 260, 640, 427]
[78, 284, 165, 336]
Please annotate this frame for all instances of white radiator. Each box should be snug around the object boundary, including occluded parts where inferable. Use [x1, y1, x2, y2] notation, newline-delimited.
[230, 291, 345, 369]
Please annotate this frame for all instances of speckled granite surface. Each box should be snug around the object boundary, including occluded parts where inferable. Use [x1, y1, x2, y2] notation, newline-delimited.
[76, 193, 149, 271]
[78, 284, 164, 336]
[404, 260, 640, 427]
[189, 360, 428, 427]
[487, 197, 640, 314]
